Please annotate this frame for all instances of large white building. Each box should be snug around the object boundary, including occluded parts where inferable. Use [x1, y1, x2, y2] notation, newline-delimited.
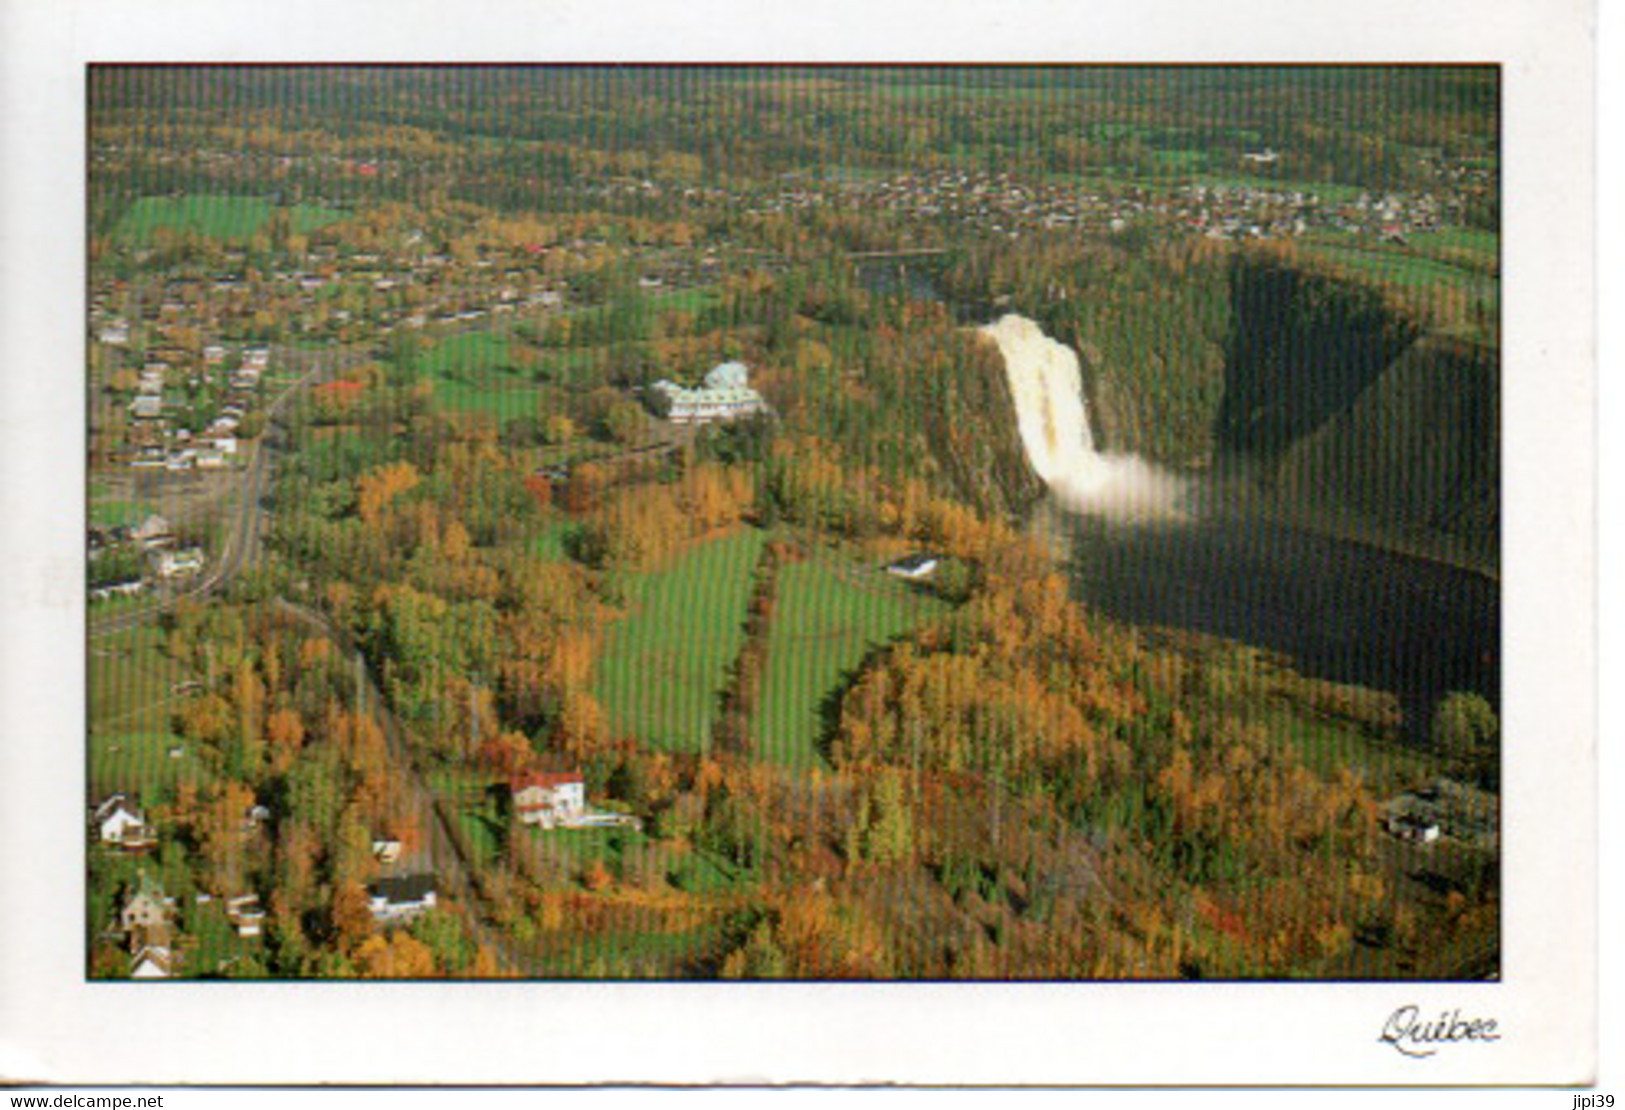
[649, 361, 767, 425]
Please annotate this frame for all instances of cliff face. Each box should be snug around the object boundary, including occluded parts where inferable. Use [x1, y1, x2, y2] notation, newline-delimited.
[1216, 257, 1421, 462]
[915, 325, 1048, 520]
[1271, 334, 1499, 563]
[1030, 249, 1499, 568]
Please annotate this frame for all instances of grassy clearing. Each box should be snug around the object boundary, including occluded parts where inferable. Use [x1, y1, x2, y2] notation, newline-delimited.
[1260, 705, 1439, 796]
[1409, 227, 1498, 260]
[183, 900, 267, 978]
[114, 195, 344, 246]
[529, 518, 579, 563]
[87, 592, 156, 620]
[665, 847, 745, 895]
[419, 331, 515, 377]
[88, 625, 209, 799]
[1298, 238, 1494, 293]
[593, 528, 767, 753]
[457, 811, 507, 865]
[89, 626, 187, 734]
[418, 330, 554, 417]
[434, 379, 549, 419]
[529, 908, 728, 978]
[524, 825, 645, 872]
[91, 730, 212, 800]
[651, 286, 723, 316]
[90, 498, 160, 528]
[753, 555, 948, 768]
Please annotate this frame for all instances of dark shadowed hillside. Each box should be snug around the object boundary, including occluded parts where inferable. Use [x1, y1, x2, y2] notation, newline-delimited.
[998, 244, 1498, 570]
[1270, 334, 1499, 566]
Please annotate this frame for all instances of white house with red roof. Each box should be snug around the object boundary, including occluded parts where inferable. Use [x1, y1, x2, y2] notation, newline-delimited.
[509, 771, 587, 829]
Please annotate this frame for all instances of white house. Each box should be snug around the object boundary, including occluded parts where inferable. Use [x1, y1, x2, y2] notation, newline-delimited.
[1387, 813, 1442, 844]
[94, 795, 156, 849]
[510, 771, 587, 829]
[649, 362, 768, 425]
[367, 874, 438, 924]
[886, 553, 941, 581]
[129, 944, 174, 979]
[152, 548, 205, 580]
[224, 894, 266, 938]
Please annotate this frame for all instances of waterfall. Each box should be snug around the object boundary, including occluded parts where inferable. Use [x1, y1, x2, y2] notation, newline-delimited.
[980, 314, 1191, 522]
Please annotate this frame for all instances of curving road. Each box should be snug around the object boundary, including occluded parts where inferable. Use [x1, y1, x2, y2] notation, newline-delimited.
[89, 343, 362, 638]
[270, 597, 527, 975]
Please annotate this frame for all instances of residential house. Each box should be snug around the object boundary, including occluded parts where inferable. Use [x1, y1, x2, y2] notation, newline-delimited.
[1387, 813, 1442, 844]
[649, 361, 768, 425]
[224, 894, 266, 938]
[131, 515, 175, 550]
[129, 943, 175, 979]
[152, 548, 205, 580]
[510, 771, 587, 829]
[119, 874, 173, 933]
[94, 795, 157, 850]
[367, 874, 438, 924]
[886, 553, 940, 581]
[129, 396, 164, 421]
[90, 580, 146, 603]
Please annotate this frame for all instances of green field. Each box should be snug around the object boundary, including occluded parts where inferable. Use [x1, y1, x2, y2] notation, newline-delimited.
[753, 556, 948, 767]
[1261, 706, 1439, 796]
[89, 624, 209, 799]
[89, 626, 187, 733]
[593, 528, 767, 752]
[183, 900, 268, 978]
[419, 330, 555, 417]
[651, 285, 723, 316]
[458, 811, 507, 865]
[89, 498, 159, 529]
[1299, 238, 1494, 293]
[529, 913, 728, 978]
[114, 195, 345, 246]
[1409, 227, 1499, 260]
[419, 331, 516, 377]
[524, 825, 646, 873]
[91, 730, 212, 800]
[529, 518, 580, 563]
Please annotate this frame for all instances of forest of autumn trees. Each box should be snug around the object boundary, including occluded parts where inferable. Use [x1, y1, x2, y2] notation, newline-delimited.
[88, 65, 1499, 980]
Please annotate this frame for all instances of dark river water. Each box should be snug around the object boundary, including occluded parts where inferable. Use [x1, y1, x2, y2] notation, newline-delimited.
[1052, 504, 1500, 739]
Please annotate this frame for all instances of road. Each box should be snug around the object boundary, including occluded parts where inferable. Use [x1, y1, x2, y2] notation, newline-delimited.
[89, 343, 365, 638]
[90, 337, 531, 972]
[270, 597, 527, 975]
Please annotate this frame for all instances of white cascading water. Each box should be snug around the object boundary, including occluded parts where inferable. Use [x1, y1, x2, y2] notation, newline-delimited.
[980, 314, 1191, 522]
